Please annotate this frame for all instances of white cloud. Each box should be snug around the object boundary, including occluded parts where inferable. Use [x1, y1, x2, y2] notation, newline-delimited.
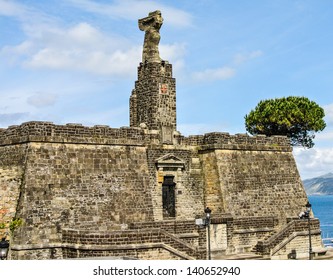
[192, 67, 236, 82]
[160, 43, 186, 74]
[67, 0, 193, 28]
[0, 0, 30, 18]
[1, 14, 187, 76]
[27, 92, 58, 108]
[315, 130, 333, 141]
[191, 49, 263, 83]
[160, 43, 186, 62]
[293, 122, 333, 179]
[1, 21, 138, 76]
[25, 46, 141, 76]
[293, 147, 333, 179]
[324, 103, 333, 124]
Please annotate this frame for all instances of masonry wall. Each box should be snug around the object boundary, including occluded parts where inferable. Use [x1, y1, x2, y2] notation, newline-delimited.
[130, 62, 176, 131]
[0, 122, 320, 259]
[198, 134, 308, 225]
[0, 122, 156, 254]
[0, 144, 27, 236]
[12, 141, 153, 248]
[1, 122, 207, 259]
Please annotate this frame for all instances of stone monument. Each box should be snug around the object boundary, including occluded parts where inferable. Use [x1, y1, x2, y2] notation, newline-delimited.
[139, 10, 163, 63]
[130, 11, 176, 144]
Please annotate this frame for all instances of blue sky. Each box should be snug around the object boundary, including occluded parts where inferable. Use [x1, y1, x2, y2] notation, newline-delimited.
[1, 0, 333, 179]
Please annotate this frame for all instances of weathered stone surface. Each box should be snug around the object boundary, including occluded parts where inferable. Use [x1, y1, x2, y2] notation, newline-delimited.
[139, 11, 163, 63]
[0, 145, 27, 237]
[12, 142, 152, 245]
[0, 121, 317, 259]
[0, 10, 324, 260]
[130, 61, 176, 136]
[200, 149, 307, 222]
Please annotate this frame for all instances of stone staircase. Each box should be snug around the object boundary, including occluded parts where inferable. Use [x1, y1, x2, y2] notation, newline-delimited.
[252, 218, 322, 258]
[156, 229, 204, 259]
[61, 227, 204, 260]
[252, 220, 299, 257]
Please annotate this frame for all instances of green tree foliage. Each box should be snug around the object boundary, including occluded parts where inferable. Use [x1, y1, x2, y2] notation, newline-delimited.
[245, 96, 326, 148]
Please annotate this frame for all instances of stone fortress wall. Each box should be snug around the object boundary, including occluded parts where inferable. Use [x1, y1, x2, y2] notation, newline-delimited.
[0, 10, 324, 260]
[0, 121, 323, 259]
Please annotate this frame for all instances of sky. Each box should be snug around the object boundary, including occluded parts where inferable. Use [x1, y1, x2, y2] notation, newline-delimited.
[0, 0, 333, 180]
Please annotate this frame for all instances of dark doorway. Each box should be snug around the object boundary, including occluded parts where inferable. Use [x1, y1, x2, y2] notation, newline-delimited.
[162, 175, 176, 218]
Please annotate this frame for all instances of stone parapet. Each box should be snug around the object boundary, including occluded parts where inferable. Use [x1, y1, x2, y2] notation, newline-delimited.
[0, 121, 147, 146]
[231, 216, 279, 231]
[182, 132, 292, 152]
[0, 122, 292, 152]
[129, 220, 199, 234]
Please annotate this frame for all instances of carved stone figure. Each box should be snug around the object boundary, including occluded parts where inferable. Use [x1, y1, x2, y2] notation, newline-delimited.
[139, 10, 163, 63]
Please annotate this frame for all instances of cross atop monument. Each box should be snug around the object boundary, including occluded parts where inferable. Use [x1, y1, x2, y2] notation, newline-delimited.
[138, 10, 163, 63]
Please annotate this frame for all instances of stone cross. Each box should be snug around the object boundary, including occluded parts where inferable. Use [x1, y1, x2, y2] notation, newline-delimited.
[138, 10, 163, 63]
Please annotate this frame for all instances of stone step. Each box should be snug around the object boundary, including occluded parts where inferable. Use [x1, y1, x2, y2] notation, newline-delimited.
[213, 253, 265, 260]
